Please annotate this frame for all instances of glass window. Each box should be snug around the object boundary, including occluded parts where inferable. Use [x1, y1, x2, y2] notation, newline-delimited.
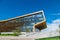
[23, 16, 35, 32]
[34, 12, 44, 23]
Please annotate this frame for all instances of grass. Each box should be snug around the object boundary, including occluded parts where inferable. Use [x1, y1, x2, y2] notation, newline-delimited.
[36, 36, 60, 40]
[0, 34, 18, 36]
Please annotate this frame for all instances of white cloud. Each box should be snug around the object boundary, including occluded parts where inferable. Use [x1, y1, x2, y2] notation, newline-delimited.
[52, 13, 60, 15]
[42, 19, 60, 32]
[53, 19, 60, 23]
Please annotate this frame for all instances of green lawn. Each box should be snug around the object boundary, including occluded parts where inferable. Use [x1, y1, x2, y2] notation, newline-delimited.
[36, 36, 60, 40]
[0, 34, 18, 36]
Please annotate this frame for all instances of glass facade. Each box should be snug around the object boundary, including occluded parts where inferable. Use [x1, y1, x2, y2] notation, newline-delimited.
[0, 11, 46, 32]
[15, 12, 45, 32]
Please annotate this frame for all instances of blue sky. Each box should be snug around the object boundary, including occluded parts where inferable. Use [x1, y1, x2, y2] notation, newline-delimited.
[0, 0, 60, 32]
[0, 0, 60, 23]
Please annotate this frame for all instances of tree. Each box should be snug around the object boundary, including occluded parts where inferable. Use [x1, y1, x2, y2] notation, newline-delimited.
[59, 25, 60, 33]
[13, 27, 21, 36]
[59, 24, 60, 28]
[26, 28, 30, 32]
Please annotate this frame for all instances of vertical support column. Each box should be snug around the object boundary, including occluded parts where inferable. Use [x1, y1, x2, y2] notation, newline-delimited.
[42, 10, 46, 21]
[33, 25, 36, 32]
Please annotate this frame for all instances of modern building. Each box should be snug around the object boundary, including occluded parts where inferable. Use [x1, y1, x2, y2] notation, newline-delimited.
[0, 10, 47, 32]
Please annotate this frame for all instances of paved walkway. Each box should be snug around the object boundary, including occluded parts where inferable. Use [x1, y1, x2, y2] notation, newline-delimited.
[0, 31, 59, 40]
[0, 37, 35, 40]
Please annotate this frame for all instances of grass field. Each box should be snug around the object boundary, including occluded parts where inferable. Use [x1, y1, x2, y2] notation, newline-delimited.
[0, 34, 18, 36]
[36, 36, 60, 40]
